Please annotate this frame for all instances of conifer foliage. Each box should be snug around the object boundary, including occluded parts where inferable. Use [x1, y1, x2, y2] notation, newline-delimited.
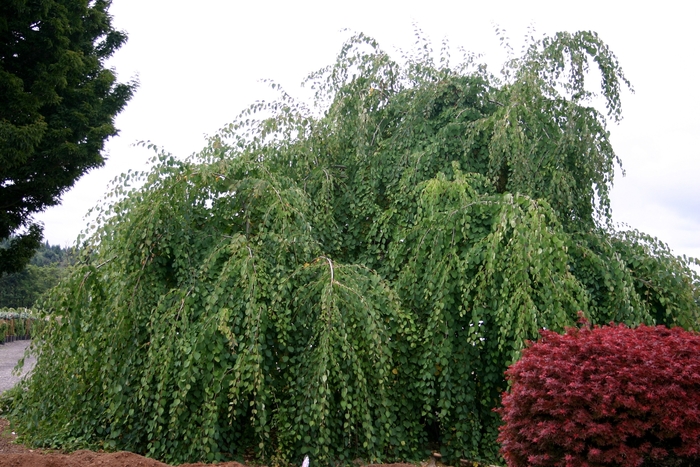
[0, 0, 135, 273]
[6, 31, 700, 465]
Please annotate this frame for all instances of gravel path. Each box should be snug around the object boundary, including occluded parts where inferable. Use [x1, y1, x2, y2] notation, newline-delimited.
[0, 341, 35, 394]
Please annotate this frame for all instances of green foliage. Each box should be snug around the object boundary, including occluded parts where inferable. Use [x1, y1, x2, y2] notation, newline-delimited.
[6, 31, 700, 466]
[0, 264, 61, 308]
[0, 308, 45, 342]
[0, 241, 75, 308]
[0, 225, 42, 275]
[0, 0, 136, 273]
[28, 241, 75, 268]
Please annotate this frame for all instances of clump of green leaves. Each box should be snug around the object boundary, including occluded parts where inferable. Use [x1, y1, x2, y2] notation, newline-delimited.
[7, 30, 699, 466]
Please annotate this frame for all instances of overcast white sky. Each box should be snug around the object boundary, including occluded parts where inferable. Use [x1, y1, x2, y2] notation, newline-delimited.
[36, 0, 700, 260]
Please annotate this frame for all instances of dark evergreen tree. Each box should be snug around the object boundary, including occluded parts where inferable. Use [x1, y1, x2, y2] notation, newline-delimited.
[0, 0, 136, 274]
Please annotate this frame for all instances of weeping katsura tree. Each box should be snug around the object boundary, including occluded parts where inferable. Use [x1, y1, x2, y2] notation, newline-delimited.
[6, 31, 699, 466]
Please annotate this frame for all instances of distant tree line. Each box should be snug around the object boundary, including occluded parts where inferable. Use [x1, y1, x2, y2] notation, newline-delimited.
[0, 241, 74, 308]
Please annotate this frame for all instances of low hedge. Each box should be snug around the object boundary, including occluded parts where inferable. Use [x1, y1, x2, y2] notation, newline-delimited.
[0, 308, 45, 343]
[497, 321, 700, 467]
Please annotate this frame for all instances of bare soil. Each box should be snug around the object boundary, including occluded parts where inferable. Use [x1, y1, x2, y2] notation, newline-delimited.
[0, 419, 419, 467]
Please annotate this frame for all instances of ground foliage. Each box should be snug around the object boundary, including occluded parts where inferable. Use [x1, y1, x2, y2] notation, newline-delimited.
[6, 30, 700, 466]
[498, 321, 700, 467]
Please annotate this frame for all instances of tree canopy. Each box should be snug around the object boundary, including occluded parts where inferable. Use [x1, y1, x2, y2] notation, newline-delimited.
[0, 0, 135, 274]
[6, 31, 699, 466]
[0, 240, 74, 307]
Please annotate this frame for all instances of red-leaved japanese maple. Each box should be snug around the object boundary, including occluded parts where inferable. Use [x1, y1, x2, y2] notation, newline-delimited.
[497, 321, 700, 467]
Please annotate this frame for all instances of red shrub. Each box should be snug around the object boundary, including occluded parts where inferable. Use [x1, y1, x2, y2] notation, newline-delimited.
[497, 322, 700, 467]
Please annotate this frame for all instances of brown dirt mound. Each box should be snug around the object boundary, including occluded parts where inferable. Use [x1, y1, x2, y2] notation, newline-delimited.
[0, 454, 420, 467]
[0, 451, 419, 467]
[0, 419, 423, 467]
[0, 418, 246, 467]
[0, 450, 254, 467]
[0, 450, 165, 467]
